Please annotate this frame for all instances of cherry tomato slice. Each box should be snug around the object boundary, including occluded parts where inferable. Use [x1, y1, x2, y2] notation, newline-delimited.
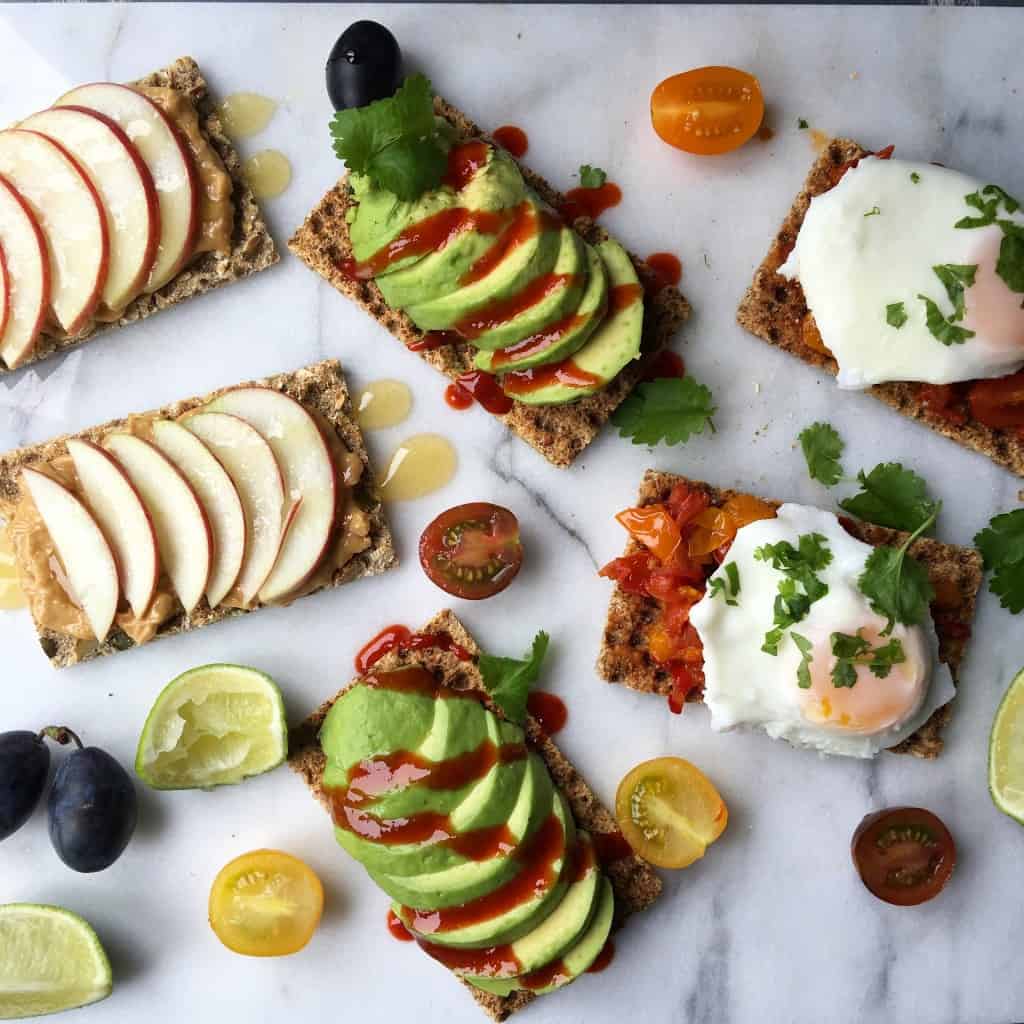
[851, 808, 955, 906]
[615, 757, 727, 868]
[209, 849, 324, 956]
[419, 502, 523, 600]
[651, 67, 765, 156]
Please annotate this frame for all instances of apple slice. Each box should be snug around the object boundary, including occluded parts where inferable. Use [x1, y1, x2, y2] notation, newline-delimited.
[21, 467, 119, 641]
[103, 433, 211, 614]
[0, 130, 108, 336]
[182, 411, 286, 607]
[22, 106, 160, 312]
[150, 419, 246, 609]
[0, 239, 9, 343]
[0, 174, 49, 369]
[66, 438, 159, 618]
[55, 83, 198, 292]
[205, 388, 338, 603]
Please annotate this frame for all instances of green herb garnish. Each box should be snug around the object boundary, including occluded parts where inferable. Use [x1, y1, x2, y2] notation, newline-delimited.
[329, 74, 448, 201]
[478, 631, 550, 724]
[838, 462, 938, 533]
[996, 221, 1024, 293]
[612, 376, 716, 447]
[918, 294, 975, 346]
[709, 562, 741, 606]
[792, 632, 814, 688]
[830, 631, 906, 688]
[886, 301, 908, 328]
[954, 186, 1024, 296]
[864, 206, 881, 218]
[975, 509, 1024, 613]
[932, 264, 978, 320]
[579, 164, 607, 189]
[910, 172, 921, 184]
[755, 534, 832, 654]
[798, 422, 845, 486]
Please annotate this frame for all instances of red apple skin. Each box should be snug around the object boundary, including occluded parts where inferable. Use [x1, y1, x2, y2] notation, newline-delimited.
[0, 172, 51, 367]
[17, 129, 109, 337]
[55, 105, 162, 304]
[0, 238, 10, 343]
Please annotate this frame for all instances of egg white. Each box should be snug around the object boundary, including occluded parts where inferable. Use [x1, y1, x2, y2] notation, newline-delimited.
[688, 504, 955, 758]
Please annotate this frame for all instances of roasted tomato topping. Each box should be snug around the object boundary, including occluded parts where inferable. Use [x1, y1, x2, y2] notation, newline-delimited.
[829, 143, 894, 187]
[801, 315, 834, 358]
[967, 371, 1024, 430]
[615, 506, 683, 564]
[419, 502, 523, 600]
[851, 807, 956, 907]
[919, 383, 969, 426]
[687, 494, 775, 557]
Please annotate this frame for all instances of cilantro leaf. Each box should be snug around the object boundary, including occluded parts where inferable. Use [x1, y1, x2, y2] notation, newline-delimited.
[792, 632, 813, 689]
[910, 172, 921, 184]
[996, 223, 1024, 294]
[985, 184, 1020, 214]
[932, 264, 977, 320]
[975, 510, 1024, 614]
[839, 462, 939, 533]
[612, 377, 716, 447]
[864, 206, 881, 218]
[755, 534, 832, 652]
[709, 562, 741, 606]
[857, 513, 937, 635]
[955, 185, 1020, 229]
[886, 302, 908, 329]
[478, 631, 550, 725]
[329, 74, 447, 200]
[829, 631, 905, 687]
[799, 421, 845, 486]
[797, 118, 809, 131]
[918, 295, 975, 345]
[579, 164, 607, 189]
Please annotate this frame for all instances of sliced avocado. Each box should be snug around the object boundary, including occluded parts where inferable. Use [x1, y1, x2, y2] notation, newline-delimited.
[398, 792, 576, 951]
[366, 751, 554, 910]
[403, 194, 562, 333]
[375, 148, 526, 308]
[500, 239, 644, 406]
[466, 227, 588, 352]
[470, 874, 614, 997]
[474, 243, 608, 373]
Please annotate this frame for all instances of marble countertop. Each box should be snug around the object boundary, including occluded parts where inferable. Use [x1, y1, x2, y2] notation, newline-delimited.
[2, 4, 1024, 1023]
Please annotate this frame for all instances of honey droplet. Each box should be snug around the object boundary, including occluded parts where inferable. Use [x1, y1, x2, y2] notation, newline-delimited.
[356, 379, 413, 430]
[0, 528, 26, 610]
[379, 434, 457, 502]
[242, 150, 292, 199]
[216, 92, 277, 138]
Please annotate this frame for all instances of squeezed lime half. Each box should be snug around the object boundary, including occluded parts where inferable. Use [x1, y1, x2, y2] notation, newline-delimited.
[990, 666, 1024, 825]
[135, 664, 288, 790]
[0, 904, 112, 1019]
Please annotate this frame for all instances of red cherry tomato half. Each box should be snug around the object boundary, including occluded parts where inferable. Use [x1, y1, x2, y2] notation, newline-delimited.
[851, 807, 956, 907]
[418, 502, 523, 600]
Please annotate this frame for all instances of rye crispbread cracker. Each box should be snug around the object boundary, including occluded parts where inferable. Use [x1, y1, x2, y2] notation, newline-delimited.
[0, 359, 395, 669]
[289, 609, 662, 1022]
[736, 138, 1024, 477]
[2, 56, 279, 376]
[288, 97, 690, 469]
[596, 470, 983, 759]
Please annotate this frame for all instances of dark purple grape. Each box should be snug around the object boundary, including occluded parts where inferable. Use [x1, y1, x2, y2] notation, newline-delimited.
[0, 731, 49, 841]
[326, 21, 403, 111]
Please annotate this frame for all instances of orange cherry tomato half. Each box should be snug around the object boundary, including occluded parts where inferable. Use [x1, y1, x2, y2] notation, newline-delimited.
[209, 849, 325, 956]
[851, 808, 956, 906]
[651, 67, 765, 156]
[419, 502, 523, 600]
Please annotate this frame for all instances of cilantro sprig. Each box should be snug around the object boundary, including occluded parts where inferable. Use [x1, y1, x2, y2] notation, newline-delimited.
[799, 422, 845, 486]
[886, 302, 908, 329]
[579, 165, 607, 189]
[839, 462, 939, 534]
[975, 510, 1024, 613]
[917, 264, 978, 346]
[612, 376, 716, 447]
[329, 74, 448, 200]
[830, 631, 906, 688]
[478, 631, 550, 724]
[954, 185, 1024, 297]
[709, 562, 741, 606]
[755, 534, 832, 655]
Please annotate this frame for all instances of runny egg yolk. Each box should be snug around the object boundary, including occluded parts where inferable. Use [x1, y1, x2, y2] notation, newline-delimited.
[962, 231, 1024, 356]
[796, 624, 929, 735]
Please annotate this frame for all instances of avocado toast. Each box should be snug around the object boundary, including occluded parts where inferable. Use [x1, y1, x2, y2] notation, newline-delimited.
[289, 609, 661, 1020]
[289, 91, 690, 469]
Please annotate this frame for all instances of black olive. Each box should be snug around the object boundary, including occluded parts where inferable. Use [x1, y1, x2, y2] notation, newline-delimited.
[0, 731, 50, 841]
[47, 729, 137, 873]
[326, 20, 403, 111]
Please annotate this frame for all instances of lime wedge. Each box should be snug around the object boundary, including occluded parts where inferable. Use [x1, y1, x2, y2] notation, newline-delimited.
[135, 664, 288, 790]
[990, 666, 1024, 824]
[0, 904, 112, 1019]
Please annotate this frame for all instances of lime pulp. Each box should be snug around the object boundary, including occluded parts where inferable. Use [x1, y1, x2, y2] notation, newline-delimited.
[989, 666, 1024, 824]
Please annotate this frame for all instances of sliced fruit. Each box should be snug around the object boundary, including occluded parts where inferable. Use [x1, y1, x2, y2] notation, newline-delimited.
[0, 239, 9, 343]
[150, 419, 246, 608]
[205, 388, 337, 603]
[181, 411, 286, 605]
[66, 438, 159, 618]
[0, 129, 109, 336]
[209, 849, 324, 957]
[21, 468, 119, 641]
[0, 904, 112, 1019]
[103, 433, 212, 614]
[0, 174, 49, 369]
[614, 756, 727, 869]
[418, 502, 523, 600]
[991, 666, 1024, 825]
[55, 83, 198, 292]
[135, 663, 287, 790]
[475, 243, 608, 373]
[21, 106, 159, 311]
[650, 66, 765, 156]
[851, 807, 955, 906]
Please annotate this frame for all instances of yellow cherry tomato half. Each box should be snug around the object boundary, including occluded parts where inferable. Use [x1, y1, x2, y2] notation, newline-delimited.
[651, 67, 765, 156]
[615, 757, 728, 868]
[209, 849, 324, 957]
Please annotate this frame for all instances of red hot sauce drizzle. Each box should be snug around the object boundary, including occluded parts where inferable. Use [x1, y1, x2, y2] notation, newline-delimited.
[444, 382, 475, 410]
[448, 370, 514, 415]
[609, 282, 644, 315]
[409, 330, 461, 353]
[642, 349, 686, 382]
[501, 359, 601, 397]
[354, 625, 474, 674]
[559, 181, 622, 223]
[492, 125, 529, 159]
[644, 252, 682, 293]
[490, 311, 587, 370]
[387, 908, 414, 942]
[454, 272, 576, 341]
[526, 691, 568, 736]
[443, 140, 491, 191]
[587, 940, 616, 974]
[460, 202, 540, 287]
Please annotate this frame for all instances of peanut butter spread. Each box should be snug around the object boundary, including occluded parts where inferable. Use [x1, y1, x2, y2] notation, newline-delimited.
[2, 412, 371, 646]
